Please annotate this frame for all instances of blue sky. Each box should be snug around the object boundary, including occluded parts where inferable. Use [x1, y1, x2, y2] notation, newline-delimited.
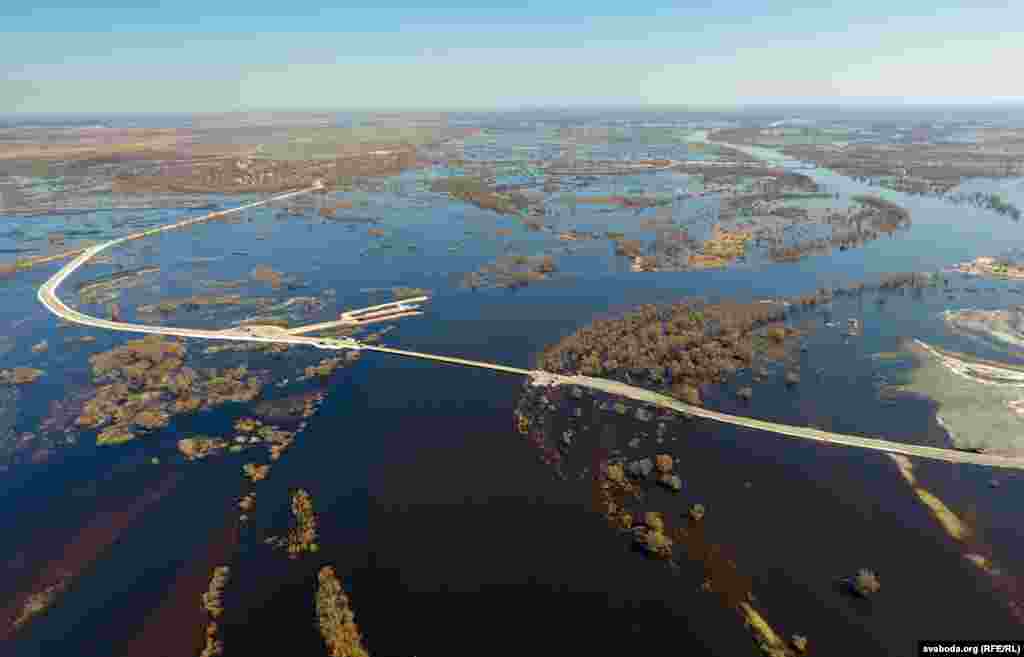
[2, 1, 1020, 112]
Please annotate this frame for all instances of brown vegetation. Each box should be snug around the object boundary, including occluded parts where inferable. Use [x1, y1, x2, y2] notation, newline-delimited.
[537, 299, 800, 399]
[518, 339, 846, 657]
[391, 287, 429, 300]
[951, 255, 1024, 280]
[668, 225, 753, 270]
[850, 569, 881, 598]
[1, 247, 92, 274]
[257, 424, 297, 461]
[571, 194, 660, 207]
[252, 390, 325, 422]
[466, 253, 560, 289]
[77, 267, 160, 305]
[199, 621, 223, 657]
[76, 336, 264, 445]
[238, 493, 256, 517]
[266, 489, 319, 558]
[556, 229, 596, 242]
[12, 575, 70, 630]
[299, 352, 361, 381]
[199, 565, 230, 657]
[513, 375, 804, 656]
[0, 127, 199, 162]
[594, 458, 641, 532]
[701, 226, 751, 261]
[177, 436, 228, 461]
[613, 238, 644, 258]
[758, 195, 911, 263]
[112, 146, 418, 195]
[680, 164, 819, 194]
[242, 463, 270, 482]
[851, 195, 911, 230]
[633, 511, 675, 559]
[136, 294, 248, 315]
[203, 340, 288, 355]
[0, 368, 44, 385]
[781, 142, 1023, 193]
[431, 176, 534, 217]
[251, 265, 283, 288]
[316, 566, 370, 657]
[201, 566, 230, 619]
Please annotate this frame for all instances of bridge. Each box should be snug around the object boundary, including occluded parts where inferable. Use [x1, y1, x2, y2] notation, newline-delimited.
[34, 184, 1024, 471]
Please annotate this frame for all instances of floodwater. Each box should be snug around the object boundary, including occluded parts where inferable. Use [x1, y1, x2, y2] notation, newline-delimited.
[1, 111, 1023, 656]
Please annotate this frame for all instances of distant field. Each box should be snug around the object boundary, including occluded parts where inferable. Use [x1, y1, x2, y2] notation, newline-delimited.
[710, 127, 851, 148]
[0, 126, 256, 163]
[256, 126, 443, 161]
[548, 126, 697, 145]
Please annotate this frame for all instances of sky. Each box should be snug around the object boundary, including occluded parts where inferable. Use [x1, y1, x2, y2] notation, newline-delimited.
[2, 1, 1021, 113]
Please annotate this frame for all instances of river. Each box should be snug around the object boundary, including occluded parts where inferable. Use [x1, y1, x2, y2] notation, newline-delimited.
[2, 114, 1023, 656]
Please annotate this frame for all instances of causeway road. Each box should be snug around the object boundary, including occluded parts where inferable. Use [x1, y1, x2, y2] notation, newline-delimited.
[33, 184, 1024, 470]
[37, 183, 360, 351]
[364, 346, 1024, 470]
[555, 374, 1024, 470]
[356, 341, 1024, 470]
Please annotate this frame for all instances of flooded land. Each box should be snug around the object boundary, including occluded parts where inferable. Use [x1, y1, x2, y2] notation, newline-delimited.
[2, 108, 1024, 657]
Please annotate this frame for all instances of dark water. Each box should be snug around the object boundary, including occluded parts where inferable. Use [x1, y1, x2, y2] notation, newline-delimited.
[2, 111, 1024, 656]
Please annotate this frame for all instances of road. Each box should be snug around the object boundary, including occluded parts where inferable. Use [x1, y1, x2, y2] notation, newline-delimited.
[361, 346, 1024, 470]
[34, 183, 1024, 470]
[37, 183, 361, 352]
[361, 344, 535, 376]
[284, 297, 430, 335]
[553, 374, 1024, 470]
[541, 159, 681, 176]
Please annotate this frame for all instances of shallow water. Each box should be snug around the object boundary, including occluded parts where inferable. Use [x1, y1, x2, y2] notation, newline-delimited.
[2, 111, 1024, 656]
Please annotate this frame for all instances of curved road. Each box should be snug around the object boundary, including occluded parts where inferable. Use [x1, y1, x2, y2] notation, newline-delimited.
[37, 183, 361, 352]
[34, 184, 1024, 470]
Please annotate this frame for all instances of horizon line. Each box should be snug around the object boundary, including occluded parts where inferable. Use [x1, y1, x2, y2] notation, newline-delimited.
[5, 101, 1024, 117]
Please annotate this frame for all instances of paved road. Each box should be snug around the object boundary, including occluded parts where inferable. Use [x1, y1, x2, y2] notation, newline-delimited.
[286, 311, 423, 336]
[542, 159, 681, 176]
[284, 297, 430, 335]
[34, 182, 1024, 470]
[361, 344, 535, 376]
[37, 183, 361, 351]
[360, 344, 1024, 470]
[555, 374, 1024, 470]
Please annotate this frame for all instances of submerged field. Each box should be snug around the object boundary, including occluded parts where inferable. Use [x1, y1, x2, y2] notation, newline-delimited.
[2, 110, 1024, 657]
